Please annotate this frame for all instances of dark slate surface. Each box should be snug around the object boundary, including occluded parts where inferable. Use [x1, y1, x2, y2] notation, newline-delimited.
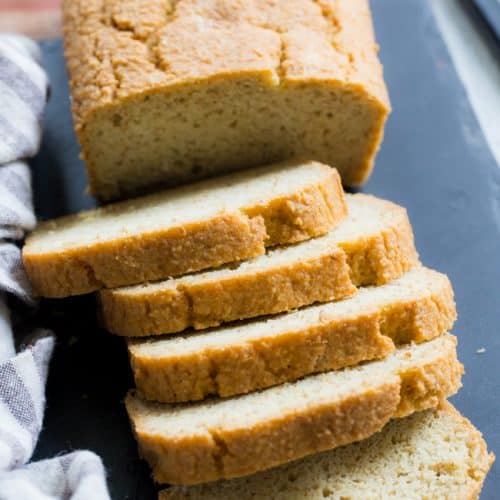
[473, 0, 500, 42]
[31, 1, 499, 498]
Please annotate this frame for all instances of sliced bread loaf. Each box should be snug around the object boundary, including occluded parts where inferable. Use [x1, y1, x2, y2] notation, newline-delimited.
[128, 267, 455, 402]
[23, 161, 345, 297]
[126, 334, 462, 485]
[63, 0, 389, 202]
[100, 194, 418, 336]
[160, 402, 493, 499]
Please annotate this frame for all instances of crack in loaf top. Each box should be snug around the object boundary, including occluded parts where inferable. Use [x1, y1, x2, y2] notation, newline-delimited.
[62, 0, 389, 130]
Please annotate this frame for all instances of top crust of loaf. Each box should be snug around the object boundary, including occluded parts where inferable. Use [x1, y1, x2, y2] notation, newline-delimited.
[63, 0, 389, 133]
[63, 0, 391, 200]
[160, 403, 494, 499]
[22, 161, 345, 297]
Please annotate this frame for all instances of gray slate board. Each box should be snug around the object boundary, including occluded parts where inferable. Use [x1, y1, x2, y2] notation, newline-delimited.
[31, 0, 500, 498]
[474, 0, 500, 42]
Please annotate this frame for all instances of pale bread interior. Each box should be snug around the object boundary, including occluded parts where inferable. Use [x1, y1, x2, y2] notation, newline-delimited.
[117, 193, 407, 296]
[160, 403, 492, 500]
[128, 334, 456, 437]
[26, 160, 332, 253]
[128, 266, 447, 357]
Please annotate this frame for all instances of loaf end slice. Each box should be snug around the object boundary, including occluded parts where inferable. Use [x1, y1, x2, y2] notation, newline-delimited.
[126, 334, 462, 485]
[160, 402, 493, 499]
[100, 193, 418, 337]
[63, 0, 389, 201]
[128, 267, 456, 403]
[23, 160, 345, 297]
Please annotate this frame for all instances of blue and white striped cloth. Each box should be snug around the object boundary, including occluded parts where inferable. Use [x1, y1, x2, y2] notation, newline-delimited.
[0, 35, 110, 500]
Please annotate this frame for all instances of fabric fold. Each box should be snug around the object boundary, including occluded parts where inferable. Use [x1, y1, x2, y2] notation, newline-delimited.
[0, 34, 110, 500]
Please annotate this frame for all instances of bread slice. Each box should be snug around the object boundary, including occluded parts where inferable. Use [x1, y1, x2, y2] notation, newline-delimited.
[126, 334, 462, 485]
[63, 0, 389, 202]
[128, 267, 455, 403]
[100, 194, 418, 336]
[160, 402, 494, 499]
[23, 161, 346, 298]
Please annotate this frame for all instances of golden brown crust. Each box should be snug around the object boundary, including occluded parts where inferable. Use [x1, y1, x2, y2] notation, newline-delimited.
[128, 269, 456, 402]
[99, 194, 418, 337]
[394, 340, 464, 418]
[341, 200, 418, 286]
[241, 167, 347, 247]
[62, 0, 389, 136]
[437, 402, 495, 500]
[243, 172, 348, 247]
[62, 0, 390, 200]
[158, 403, 493, 499]
[24, 214, 266, 298]
[130, 312, 392, 402]
[100, 247, 355, 336]
[130, 381, 401, 485]
[23, 165, 345, 298]
[126, 335, 462, 485]
[379, 273, 456, 345]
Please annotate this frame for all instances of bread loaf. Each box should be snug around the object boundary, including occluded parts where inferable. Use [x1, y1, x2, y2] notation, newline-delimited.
[62, 0, 390, 201]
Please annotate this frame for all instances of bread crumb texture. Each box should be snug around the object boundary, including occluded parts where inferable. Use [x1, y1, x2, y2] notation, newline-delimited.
[23, 161, 345, 297]
[159, 403, 494, 499]
[126, 334, 463, 485]
[127, 267, 456, 403]
[62, 0, 390, 200]
[100, 194, 419, 337]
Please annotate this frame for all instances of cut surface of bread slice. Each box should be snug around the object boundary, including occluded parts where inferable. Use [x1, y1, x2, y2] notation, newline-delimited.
[126, 334, 462, 485]
[160, 402, 494, 499]
[23, 161, 345, 298]
[128, 267, 455, 402]
[100, 194, 418, 336]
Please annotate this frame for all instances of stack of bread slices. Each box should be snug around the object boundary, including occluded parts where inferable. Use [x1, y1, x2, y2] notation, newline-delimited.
[23, 159, 493, 498]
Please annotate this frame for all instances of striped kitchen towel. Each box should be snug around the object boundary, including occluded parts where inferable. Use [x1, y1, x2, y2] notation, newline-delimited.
[0, 35, 110, 500]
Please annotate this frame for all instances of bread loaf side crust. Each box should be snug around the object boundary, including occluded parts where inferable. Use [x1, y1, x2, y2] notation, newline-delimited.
[341, 199, 418, 286]
[100, 247, 356, 336]
[24, 214, 266, 298]
[128, 271, 456, 402]
[438, 403, 495, 500]
[159, 402, 493, 500]
[395, 336, 463, 418]
[126, 335, 462, 485]
[100, 195, 418, 337]
[129, 381, 401, 486]
[62, 0, 390, 201]
[242, 166, 347, 247]
[23, 166, 345, 298]
[129, 311, 392, 402]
